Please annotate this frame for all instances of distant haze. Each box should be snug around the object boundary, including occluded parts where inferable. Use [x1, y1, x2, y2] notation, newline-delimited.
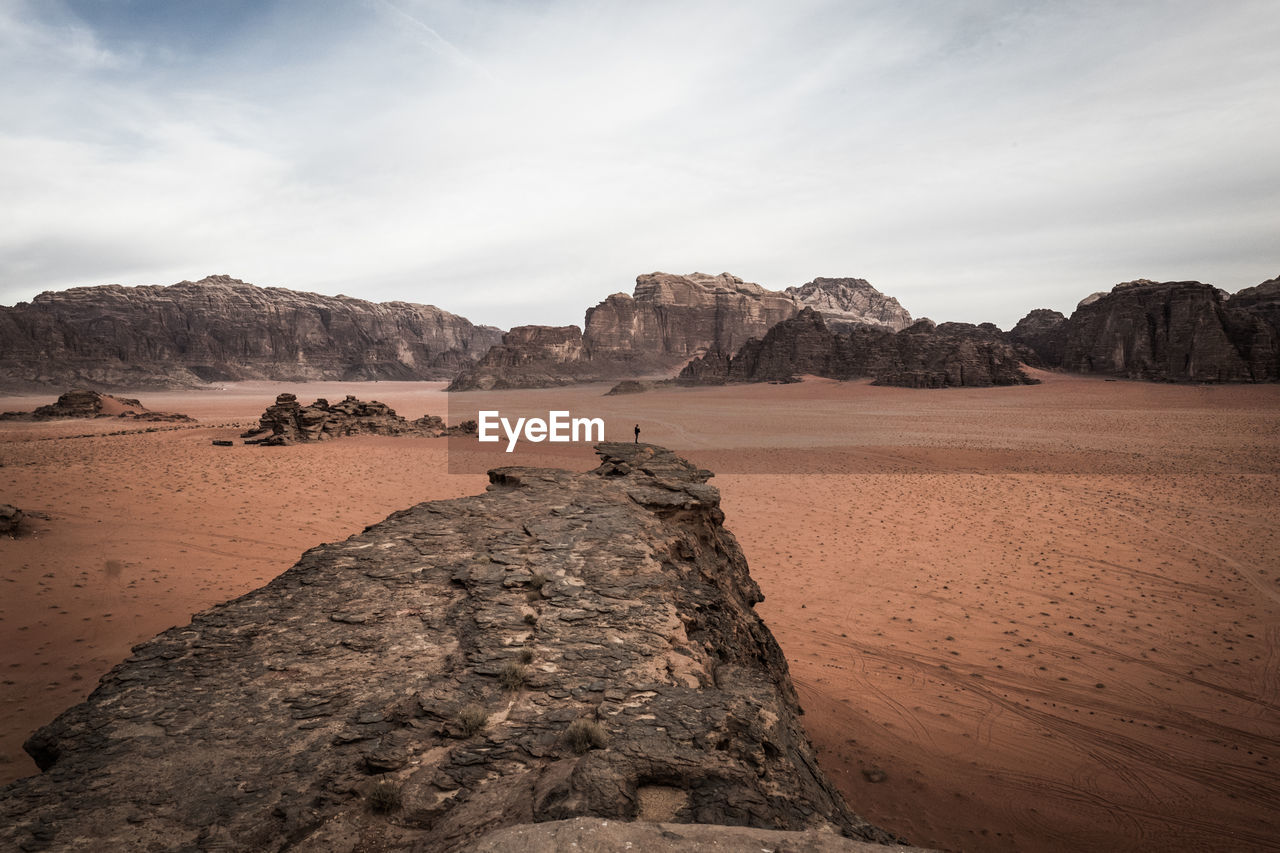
[1, 0, 1276, 330]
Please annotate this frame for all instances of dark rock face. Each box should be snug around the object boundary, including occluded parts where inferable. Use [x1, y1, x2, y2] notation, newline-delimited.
[447, 326, 589, 391]
[1007, 309, 1069, 367]
[679, 310, 1036, 388]
[1227, 276, 1280, 379]
[784, 278, 913, 332]
[0, 389, 195, 422]
[0, 505, 23, 536]
[241, 393, 453, 443]
[603, 380, 652, 395]
[452, 272, 915, 390]
[0, 445, 902, 852]
[1060, 280, 1277, 382]
[0, 275, 503, 390]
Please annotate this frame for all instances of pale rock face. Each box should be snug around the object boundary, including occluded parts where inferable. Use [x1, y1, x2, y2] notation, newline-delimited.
[0, 275, 503, 390]
[784, 277, 913, 332]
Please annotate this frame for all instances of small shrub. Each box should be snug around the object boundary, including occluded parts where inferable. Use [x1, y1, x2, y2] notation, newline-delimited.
[519, 648, 534, 664]
[499, 661, 526, 691]
[528, 571, 548, 591]
[456, 704, 488, 737]
[367, 780, 402, 813]
[567, 718, 607, 754]
[523, 612, 538, 625]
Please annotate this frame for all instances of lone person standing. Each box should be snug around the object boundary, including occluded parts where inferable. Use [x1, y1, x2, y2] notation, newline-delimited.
[634, 424, 640, 444]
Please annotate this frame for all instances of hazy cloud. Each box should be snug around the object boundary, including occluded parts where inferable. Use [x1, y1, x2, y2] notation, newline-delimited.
[2, 0, 1276, 329]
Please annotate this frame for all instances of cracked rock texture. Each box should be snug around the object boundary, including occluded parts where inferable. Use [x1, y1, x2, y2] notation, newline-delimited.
[0, 444, 905, 853]
[0, 275, 503, 391]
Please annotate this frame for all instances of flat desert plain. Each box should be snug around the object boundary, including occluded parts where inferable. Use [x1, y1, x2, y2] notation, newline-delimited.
[1, 373, 1277, 852]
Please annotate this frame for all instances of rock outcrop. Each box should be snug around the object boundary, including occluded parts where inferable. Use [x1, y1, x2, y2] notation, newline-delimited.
[450, 272, 914, 390]
[0, 504, 23, 536]
[784, 278, 913, 332]
[1059, 280, 1277, 381]
[241, 393, 458, 444]
[446, 326, 591, 391]
[0, 389, 195, 422]
[1007, 309, 1069, 368]
[0, 275, 503, 390]
[679, 309, 1037, 388]
[0, 444, 907, 852]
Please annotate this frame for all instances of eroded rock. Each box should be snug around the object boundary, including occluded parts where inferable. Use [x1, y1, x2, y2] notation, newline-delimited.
[0, 444, 907, 852]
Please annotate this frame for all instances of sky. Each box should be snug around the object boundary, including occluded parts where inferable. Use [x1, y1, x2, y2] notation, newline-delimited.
[1, 0, 1277, 330]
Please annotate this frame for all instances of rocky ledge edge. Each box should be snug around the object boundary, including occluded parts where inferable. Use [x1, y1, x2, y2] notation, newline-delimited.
[0, 443, 930, 852]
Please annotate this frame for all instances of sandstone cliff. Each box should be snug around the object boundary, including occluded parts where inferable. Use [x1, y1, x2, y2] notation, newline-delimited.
[679, 309, 1036, 388]
[784, 278, 913, 332]
[0, 275, 503, 391]
[0, 444, 908, 852]
[1058, 280, 1277, 382]
[450, 273, 914, 390]
[1006, 309, 1068, 368]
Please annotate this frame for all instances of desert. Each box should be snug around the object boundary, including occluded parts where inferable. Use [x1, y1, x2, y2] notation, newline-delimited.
[2, 373, 1277, 851]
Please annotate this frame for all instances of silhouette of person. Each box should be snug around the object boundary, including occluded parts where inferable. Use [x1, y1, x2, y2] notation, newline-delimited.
[634, 424, 640, 444]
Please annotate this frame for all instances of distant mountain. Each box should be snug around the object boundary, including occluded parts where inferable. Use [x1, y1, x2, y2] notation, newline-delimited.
[449, 272, 913, 390]
[677, 308, 1035, 388]
[1008, 278, 1278, 382]
[0, 275, 503, 390]
[784, 277, 912, 331]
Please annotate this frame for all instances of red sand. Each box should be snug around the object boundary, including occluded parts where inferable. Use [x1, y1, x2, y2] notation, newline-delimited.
[1, 374, 1277, 852]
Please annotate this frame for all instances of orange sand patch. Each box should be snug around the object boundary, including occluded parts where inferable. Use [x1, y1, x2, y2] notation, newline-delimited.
[1, 375, 1278, 853]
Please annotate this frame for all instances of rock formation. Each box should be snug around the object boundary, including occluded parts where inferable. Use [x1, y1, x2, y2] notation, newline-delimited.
[679, 309, 1037, 388]
[0, 275, 503, 391]
[784, 278, 913, 332]
[604, 380, 652, 396]
[446, 326, 592, 391]
[0, 504, 23, 537]
[0, 389, 195, 422]
[241, 393, 460, 444]
[1058, 280, 1277, 382]
[450, 273, 914, 390]
[1006, 309, 1068, 368]
[0, 444, 910, 852]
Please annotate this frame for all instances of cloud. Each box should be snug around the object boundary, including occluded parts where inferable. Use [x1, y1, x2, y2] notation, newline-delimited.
[1, 0, 1277, 329]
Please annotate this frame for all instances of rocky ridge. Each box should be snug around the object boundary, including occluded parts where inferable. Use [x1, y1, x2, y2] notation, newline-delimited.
[241, 393, 471, 445]
[0, 275, 503, 391]
[0, 389, 195, 422]
[1009, 279, 1279, 382]
[678, 309, 1037, 388]
[449, 273, 912, 390]
[0, 444, 910, 852]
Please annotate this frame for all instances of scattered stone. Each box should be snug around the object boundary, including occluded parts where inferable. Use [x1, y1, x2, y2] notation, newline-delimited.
[241, 394, 468, 443]
[0, 390, 194, 422]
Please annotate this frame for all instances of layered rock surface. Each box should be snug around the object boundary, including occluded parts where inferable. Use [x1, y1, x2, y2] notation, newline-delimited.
[0, 444, 906, 852]
[678, 309, 1036, 388]
[0, 275, 503, 390]
[450, 273, 913, 390]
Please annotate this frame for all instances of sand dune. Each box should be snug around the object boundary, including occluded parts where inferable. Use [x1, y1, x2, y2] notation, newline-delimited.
[1, 374, 1277, 852]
